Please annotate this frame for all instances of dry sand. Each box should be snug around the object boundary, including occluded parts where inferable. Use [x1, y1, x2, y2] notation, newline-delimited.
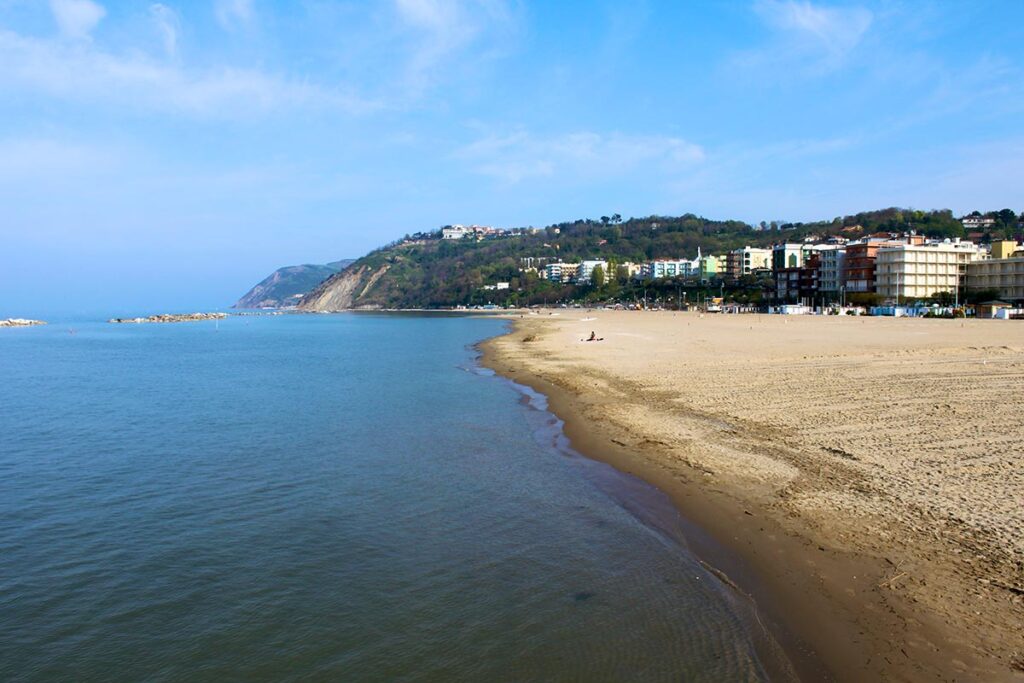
[482, 310, 1024, 681]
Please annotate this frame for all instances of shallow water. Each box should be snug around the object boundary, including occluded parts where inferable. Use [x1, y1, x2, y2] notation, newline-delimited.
[0, 314, 780, 681]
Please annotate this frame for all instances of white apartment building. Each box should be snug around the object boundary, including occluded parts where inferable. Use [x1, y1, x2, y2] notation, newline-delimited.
[577, 260, 609, 285]
[817, 246, 846, 293]
[544, 262, 578, 283]
[875, 240, 981, 300]
[641, 259, 696, 280]
[961, 215, 996, 230]
[441, 225, 468, 239]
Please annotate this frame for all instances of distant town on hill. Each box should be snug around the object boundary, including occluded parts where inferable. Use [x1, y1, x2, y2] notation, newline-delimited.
[288, 207, 1022, 312]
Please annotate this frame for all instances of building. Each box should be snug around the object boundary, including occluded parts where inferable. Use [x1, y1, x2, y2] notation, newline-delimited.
[577, 260, 609, 285]
[774, 267, 802, 302]
[798, 253, 822, 299]
[697, 255, 723, 282]
[519, 256, 552, 270]
[875, 240, 981, 301]
[772, 241, 834, 272]
[774, 252, 826, 304]
[441, 225, 468, 240]
[618, 262, 644, 279]
[976, 301, 1013, 318]
[641, 259, 696, 280]
[772, 243, 807, 271]
[961, 215, 997, 230]
[727, 247, 772, 280]
[544, 262, 578, 283]
[443, 224, 503, 240]
[841, 235, 916, 293]
[817, 246, 846, 294]
[967, 241, 1024, 302]
[990, 240, 1022, 260]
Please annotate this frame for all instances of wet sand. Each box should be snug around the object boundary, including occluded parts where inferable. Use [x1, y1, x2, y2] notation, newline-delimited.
[481, 310, 1024, 681]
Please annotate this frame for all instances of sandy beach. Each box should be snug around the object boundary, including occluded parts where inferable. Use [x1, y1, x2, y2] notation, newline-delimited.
[482, 311, 1024, 681]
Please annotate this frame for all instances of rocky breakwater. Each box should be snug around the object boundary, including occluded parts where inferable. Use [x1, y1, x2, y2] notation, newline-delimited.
[108, 312, 229, 324]
[0, 318, 47, 327]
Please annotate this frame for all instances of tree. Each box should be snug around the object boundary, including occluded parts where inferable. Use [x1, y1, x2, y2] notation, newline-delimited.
[966, 288, 1001, 305]
[591, 265, 605, 288]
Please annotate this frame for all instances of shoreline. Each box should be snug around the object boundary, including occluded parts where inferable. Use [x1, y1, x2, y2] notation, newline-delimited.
[480, 312, 1023, 682]
[477, 360, 801, 680]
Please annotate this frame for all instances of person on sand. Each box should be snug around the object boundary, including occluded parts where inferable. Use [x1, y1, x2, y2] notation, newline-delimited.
[584, 331, 604, 342]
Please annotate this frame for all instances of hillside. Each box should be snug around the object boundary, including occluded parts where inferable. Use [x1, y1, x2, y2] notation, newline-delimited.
[234, 259, 354, 309]
[297, 209, 974, 310]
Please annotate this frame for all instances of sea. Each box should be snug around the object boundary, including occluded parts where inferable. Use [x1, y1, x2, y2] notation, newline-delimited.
[0, 313, 789, 681]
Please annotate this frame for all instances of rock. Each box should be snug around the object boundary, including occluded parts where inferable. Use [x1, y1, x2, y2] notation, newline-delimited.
[108, 312, 229, 324]
[0, 318, 46, 327]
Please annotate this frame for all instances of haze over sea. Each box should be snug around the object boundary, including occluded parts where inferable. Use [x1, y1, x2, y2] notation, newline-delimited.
[0, 314, 783, 681]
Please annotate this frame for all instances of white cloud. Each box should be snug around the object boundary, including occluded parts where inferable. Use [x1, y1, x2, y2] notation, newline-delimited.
[394, 0, 518, 95]
[754, 0, 872, 56]
[49, 0, 106, 40]
[150, 3, 179, 56]
[454, 130, 705, 183]
[396, 0, 462, 32]
[215, 0, 254, 30]
[0, 27, 378, 117]
[732, 0, 873, 78]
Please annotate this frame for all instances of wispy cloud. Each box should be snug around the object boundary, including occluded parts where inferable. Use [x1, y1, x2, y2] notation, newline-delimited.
[215, 0, 255, 31]
[0, 27, 377, 117]
[49, 0, 106, 40]
[150, 3, 179, 57]
[731, 0, 873, 79]
[393, 0, 519, 96]
[754, 0, 872, 58]
[454, 129, 704, 183]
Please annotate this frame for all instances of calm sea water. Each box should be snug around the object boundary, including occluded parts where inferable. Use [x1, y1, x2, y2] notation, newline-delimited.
[0, 314, 785, 681]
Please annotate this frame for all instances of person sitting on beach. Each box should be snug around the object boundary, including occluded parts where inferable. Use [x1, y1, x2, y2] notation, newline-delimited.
[584, 331, 604, 342]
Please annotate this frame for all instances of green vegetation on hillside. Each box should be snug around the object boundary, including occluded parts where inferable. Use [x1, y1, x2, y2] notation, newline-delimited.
[310, 208, 1006, 309]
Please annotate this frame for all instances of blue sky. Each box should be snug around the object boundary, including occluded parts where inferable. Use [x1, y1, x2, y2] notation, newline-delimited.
[2, 0, 1022, 314]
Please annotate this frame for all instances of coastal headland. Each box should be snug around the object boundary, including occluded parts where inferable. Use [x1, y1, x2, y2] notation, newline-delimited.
[482, 311, 1024, 681]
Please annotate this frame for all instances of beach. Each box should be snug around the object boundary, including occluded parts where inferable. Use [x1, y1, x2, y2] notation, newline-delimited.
[482, 311, 1024, 681]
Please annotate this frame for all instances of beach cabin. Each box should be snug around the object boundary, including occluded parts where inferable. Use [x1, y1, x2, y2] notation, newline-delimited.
[773, 304, 813, 315]
[976, 301, 1012, 319]
[870, 305, 919, 317]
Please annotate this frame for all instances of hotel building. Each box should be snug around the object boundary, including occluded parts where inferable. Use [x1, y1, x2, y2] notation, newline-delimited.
[967, 241, 1024, 302]
[641, 259, 696, 280]
[875, 240, 981, 301]
[577, 260, 609, 285]
[726, 247, 772, 280]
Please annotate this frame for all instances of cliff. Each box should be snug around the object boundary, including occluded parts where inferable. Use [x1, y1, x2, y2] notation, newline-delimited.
[297, 263, 392, 311]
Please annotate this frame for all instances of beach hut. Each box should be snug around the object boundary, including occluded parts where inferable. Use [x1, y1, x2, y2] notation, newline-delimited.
[976, 301, 1012, 319]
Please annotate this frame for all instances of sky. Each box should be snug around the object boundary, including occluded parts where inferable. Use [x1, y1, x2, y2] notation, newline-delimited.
[2, 0, 1023, 314]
